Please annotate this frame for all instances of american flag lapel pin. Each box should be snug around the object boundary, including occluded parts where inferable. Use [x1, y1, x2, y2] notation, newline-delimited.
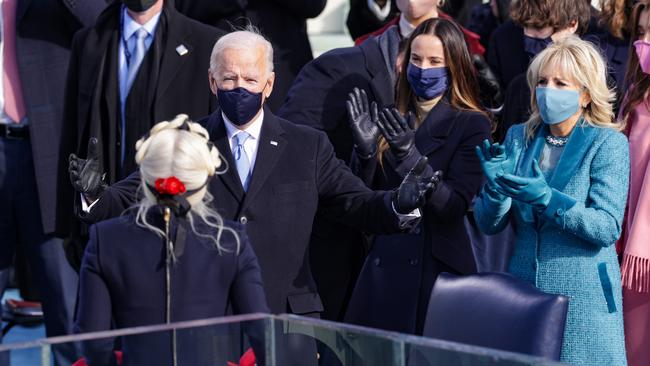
[176, 44, 189, 56]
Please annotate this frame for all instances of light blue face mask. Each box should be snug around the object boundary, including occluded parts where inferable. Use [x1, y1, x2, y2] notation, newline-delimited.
[535, 87, 580, 125]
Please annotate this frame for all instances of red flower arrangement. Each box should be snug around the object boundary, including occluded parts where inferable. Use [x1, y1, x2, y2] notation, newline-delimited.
[154, 176, 186, 196]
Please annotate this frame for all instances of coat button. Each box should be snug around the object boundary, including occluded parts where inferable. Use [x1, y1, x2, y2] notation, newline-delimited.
[556, 208, 564, 216]
[409, 259, 419, 266]
[414, 226, 421, 235]
[239, 216, 248, 225]
[373, 258, 381, 267]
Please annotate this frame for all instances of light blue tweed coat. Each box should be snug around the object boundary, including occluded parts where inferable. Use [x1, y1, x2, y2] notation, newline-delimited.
[474, 123, 629, 365]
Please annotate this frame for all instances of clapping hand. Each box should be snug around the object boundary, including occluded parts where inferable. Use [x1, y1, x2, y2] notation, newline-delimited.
[393, 156, 443, 214]
[346, 87, 380, 158]
[475, 139, 517, 191]
[69, 137, 106, 202]
[494, 159, 552, 210]
[377, 107, 417, 161]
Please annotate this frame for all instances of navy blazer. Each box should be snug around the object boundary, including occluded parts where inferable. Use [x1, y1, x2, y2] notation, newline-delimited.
[81, 108, 402, 316]
[344, 100, 492, 334]
[74, 211, 268, 366]
[16, 0, 105, 234]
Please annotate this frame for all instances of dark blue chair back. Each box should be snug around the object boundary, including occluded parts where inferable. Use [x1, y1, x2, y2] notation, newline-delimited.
[423, 272, 568, 360]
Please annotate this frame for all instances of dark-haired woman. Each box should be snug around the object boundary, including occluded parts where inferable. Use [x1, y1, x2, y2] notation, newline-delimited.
[619, 2, 650, 364]
[343, 17, 492, 335]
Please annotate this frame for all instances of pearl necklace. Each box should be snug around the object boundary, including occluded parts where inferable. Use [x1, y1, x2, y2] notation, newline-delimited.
[545, 134, 569, 147]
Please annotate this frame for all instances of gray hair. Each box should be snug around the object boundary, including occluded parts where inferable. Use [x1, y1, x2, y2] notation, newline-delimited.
[209, 26, 274, 76]
[133, 114, 239, 255]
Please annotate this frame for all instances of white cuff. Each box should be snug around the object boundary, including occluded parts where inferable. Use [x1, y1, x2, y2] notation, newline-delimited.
[80, 193, 100, 213]
[392, 202, 421, 230]
[367, 0, 391, 21]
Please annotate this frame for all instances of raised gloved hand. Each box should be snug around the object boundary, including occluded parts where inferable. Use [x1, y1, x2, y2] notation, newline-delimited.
[473, 54, 503, 109]
[393, 156, 443, 214]
[377, 107, 416, 161]
[346, 87, 380, 158]
[494, 159, 552, 210]
[475, 139, 517, 191]
[69, 137, 106, 202]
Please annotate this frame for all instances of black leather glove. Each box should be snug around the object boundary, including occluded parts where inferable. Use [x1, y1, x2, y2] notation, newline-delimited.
[377, 107, 417, 161]
[346, 87, 380, 158]
[69, 137, 106, 202]
[473, 54, 503, 109]
[393, 156, 443, 214]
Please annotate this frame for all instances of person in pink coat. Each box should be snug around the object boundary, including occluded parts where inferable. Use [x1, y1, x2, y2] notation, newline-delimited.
[619, 1, 650, 365]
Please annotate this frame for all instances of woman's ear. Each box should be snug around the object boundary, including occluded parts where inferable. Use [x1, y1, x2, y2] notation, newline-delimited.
[580, 90, 592, 109]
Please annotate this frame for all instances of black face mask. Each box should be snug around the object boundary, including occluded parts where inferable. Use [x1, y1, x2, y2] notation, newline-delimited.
[217, 87, 264, 126]
[123, 0, 158, 12]
[523, 35, 552, 59]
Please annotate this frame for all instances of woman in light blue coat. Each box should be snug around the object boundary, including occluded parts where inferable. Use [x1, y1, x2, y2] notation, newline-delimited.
[474, 36, 629, 365]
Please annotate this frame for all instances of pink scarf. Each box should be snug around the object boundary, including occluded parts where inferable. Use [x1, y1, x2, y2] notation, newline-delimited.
[621, 102, 650, 293]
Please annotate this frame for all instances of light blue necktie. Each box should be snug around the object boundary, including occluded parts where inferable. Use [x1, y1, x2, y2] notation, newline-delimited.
[120, 28, 148, 168]
[125, 28, 148, 94]
[233, 132, 252, 191]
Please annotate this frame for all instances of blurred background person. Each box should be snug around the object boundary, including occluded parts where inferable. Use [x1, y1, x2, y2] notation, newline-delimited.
[0, 0, 105, 364]
[618, 1, 650, 364]
[57, 0, 224, 261]
[474, 36, 628, 365]
[343, 18, 491, 335]
[74, 116, 269, 366]
[495, 0, 592, 141]
[488, 0, 591, 90]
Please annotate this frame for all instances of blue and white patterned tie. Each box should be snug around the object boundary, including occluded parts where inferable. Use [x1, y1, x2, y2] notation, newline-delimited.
[233, 132, 251, 191]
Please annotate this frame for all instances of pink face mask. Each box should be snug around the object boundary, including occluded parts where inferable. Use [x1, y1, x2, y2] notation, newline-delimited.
[634, 40, 650, 74]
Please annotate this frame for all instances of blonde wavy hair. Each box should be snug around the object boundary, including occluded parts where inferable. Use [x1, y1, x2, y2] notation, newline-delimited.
[133, 114, 239, 254]
[524, 36, 621, 141]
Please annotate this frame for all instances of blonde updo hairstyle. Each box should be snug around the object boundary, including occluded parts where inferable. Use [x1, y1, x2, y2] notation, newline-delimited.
[525, 36, 621, 141]
[133, 114, 238, 254]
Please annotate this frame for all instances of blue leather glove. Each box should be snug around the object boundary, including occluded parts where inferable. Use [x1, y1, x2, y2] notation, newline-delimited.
[377, 107, 417, 161]
[494, 159, 552, 210]
[475, 139, 516, 196]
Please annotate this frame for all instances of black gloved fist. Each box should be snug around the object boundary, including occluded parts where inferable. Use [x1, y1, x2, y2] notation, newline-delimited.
[377, 107, 416, 161]
[346, 87, 380, 158]
[393, 156, 443, 214]
[473, 54, 503, 109]
[69, 137, 106, 202]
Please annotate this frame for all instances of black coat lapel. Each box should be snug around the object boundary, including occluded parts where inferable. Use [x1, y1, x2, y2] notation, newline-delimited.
[360, 41, 394, 107]
[415, 99, 458, 156]
[204, 112, 245, 200]
[156, 7, 192, 98]
[242, 108, 287, 207]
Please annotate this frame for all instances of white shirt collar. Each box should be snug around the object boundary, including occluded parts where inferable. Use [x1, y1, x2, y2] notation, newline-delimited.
[398, 14, 416, 38]
[223, 109, 265, 142]
[122, 6, 162, 40]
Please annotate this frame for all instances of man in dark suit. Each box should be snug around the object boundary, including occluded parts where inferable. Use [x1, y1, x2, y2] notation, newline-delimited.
[69, 29, 435, 325]
[0, 0, 105, 365]
[57, 0, 224, 238]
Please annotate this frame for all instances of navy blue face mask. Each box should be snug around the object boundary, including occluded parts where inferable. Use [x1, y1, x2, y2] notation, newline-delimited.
[406, 63, 449, 100]
[523, 35, 552, 58]
[217, 87, 264, 126]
